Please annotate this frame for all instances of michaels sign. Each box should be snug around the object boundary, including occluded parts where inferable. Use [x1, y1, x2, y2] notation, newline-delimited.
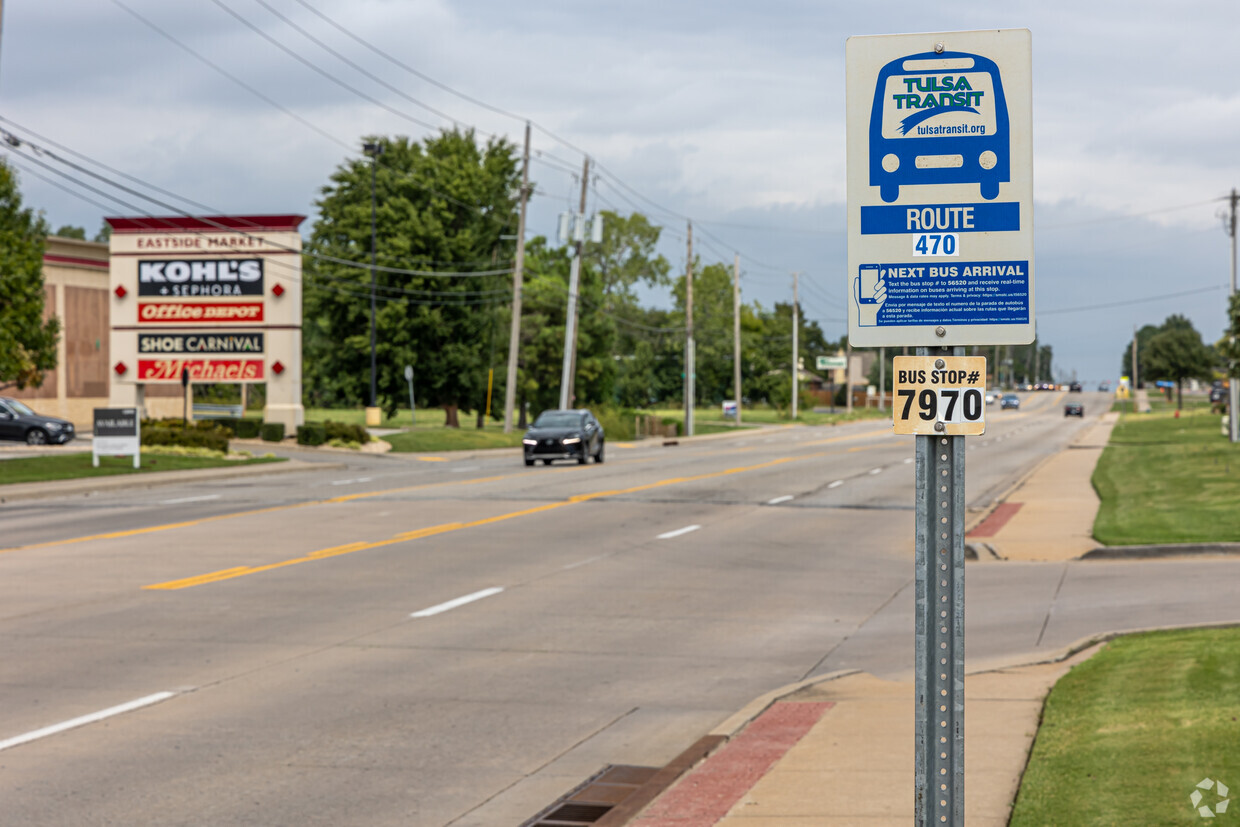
[138, 258, 264, 297]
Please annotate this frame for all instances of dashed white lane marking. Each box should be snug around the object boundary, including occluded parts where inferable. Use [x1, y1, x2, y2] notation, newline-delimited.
[330, 477, 373, 486]
[657, 524, 702, 540]
[869, 467, 883, 475]
[767, 495, 794, 505]
[903, 458, 914, 464]
[159, 494, 221, 505]
[828, 480, 844, 489]
[410, 587, 504, 618]
[0, 691, 178, 752]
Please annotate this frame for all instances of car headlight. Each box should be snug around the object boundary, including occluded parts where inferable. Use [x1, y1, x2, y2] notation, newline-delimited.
[562, 436, 581, 444]
[46, 422, 64, 430]
[522, 438, 537, 445]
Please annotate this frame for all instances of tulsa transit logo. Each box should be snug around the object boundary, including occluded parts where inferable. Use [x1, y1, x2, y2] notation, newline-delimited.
[889, 75, 987, 135]
[869, 50, 1009, 202]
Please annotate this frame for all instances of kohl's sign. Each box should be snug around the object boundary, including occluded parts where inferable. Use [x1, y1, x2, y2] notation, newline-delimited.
[138, 258, 264, 297]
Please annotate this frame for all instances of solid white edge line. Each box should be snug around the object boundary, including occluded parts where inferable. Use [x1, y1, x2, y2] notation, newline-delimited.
[657, 524, 701, 540]
[827, 480, 844, 489]
[767, 495, 794, 505]
[411, 586, 504, 618]
[0, 691, 177, 753]
[159, 494, 221, 505]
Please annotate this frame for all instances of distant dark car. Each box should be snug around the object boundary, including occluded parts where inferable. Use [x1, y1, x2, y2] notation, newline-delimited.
[1064, 403, 1084, 417]
[1000, 393, 1021, 410]
[1210, 387, 1226, 404]
[523, 409, 604, 466]
[1069, 382, 1082, 392]
[1098, 382, 1110, 392]
[0, 397, 76, 445]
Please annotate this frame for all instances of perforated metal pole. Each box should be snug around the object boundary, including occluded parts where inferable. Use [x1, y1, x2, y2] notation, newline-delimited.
[915, 345, 966, 827]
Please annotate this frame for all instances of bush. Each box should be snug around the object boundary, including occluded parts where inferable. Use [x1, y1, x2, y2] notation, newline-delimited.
[235, 419, 261, 439]
[214, 417, 241, 436]
[592, 405, 637, 441]
[297, 423, 327, 446]
[323, 420, 368, 443]
[260, 422, 285, 442]
[142, 423, 230, 454]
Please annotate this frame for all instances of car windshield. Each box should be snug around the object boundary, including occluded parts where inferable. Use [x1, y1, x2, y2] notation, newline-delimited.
[533, 412, 582, 429]
[5, 399, 35, 416]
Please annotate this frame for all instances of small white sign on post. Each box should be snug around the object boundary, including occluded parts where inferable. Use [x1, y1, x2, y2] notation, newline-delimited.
[93, 408, 140, 468]
[846, 29, 1034, 348]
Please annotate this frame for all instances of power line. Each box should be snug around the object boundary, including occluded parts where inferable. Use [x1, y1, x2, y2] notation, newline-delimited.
[1039, 284, 1224, 316]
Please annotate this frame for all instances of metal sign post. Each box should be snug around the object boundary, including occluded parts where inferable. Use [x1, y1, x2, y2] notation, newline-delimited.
[913, 347, 965, 824]
[845, 29, 1033, 827]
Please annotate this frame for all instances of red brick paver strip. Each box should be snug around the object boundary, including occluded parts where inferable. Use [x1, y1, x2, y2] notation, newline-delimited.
[636, 701, 832, 826]
[967, 501, 1023, 538]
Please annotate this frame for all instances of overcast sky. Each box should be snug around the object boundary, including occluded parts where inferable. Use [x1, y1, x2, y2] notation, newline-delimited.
[3, 0, 1240, 384]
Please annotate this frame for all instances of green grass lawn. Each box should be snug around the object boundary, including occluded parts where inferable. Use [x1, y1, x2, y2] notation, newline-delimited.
[0, 451, 283, 485]
[1010, 627, 1240, 826]
[1092, 406, 1240, 545]
[381, 426, 525, 453]
[648, 405, 889, 429]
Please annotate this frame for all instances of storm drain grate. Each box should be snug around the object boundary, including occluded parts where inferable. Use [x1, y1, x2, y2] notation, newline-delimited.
[521, 764, 658, 826]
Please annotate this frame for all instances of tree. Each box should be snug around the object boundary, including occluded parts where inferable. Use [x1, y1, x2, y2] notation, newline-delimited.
[1142, 314, 1214, 409]
[1120, 324, 1160, 386]
[0, 160, 59, 391]
[302, 130, 521, 425]
[54, 225, 86, 240]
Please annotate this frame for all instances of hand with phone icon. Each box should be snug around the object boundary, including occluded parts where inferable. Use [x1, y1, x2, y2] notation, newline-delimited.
[854, 265, 887, 326]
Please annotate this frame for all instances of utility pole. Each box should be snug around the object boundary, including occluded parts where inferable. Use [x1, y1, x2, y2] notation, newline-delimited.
[363, 141, 384, 423]
[503, 122, 530, 433]
[558, 156, 590, 410]
[733, 253, 742, 427]
[684, 221, 695, 437]
[1132, 325, 1138, 412]
[1228, 188, 1239, 442]
[791, 272, 799, 420]
[878, 347, 885, 411]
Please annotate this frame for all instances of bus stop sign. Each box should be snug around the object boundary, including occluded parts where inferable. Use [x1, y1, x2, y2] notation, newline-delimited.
[846, 29, 1033, 348]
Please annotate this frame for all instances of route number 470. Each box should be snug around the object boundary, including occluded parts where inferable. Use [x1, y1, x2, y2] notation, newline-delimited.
[896, 388, 983, 423]
[912, 233, 958, 257]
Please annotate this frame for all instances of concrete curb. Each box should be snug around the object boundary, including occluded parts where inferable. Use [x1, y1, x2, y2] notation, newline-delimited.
[707, 669, 861, 739]
[1080, 543, 1240, 560]
[0, 458, 346, 503]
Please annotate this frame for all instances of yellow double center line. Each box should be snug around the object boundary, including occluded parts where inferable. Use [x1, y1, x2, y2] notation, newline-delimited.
[144, 453, 817, 591]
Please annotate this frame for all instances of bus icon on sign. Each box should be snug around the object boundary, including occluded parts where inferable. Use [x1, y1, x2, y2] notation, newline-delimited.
[868, 50, 1010, 203]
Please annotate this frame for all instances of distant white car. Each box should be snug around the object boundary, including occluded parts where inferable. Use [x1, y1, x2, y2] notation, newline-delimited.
[985, 391, 996, 405]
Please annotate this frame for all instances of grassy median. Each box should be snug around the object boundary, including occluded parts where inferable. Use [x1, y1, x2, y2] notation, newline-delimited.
[0, 451, 282, 485]
[1010, 627, 1240, 826]
[1092, 405, 1240, 545]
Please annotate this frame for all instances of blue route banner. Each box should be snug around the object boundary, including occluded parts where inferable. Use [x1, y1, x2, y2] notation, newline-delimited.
[853, 261, 1030, 327]
[860, 202, 1019, 235]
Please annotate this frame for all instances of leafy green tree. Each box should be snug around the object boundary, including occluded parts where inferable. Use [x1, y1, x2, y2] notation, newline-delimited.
[303, 129, 520, 425]
[0, 160, 59, 391]
[54, 225, 86, 240]
[1143, 314, 1214, 409]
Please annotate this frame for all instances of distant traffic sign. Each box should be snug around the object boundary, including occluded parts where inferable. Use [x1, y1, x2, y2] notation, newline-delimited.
[846, 29, 1034, 348]
[817, 355, 847, 370]
[892, 355, 986, 435]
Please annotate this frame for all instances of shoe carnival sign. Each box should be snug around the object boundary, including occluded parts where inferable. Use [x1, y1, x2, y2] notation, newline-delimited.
[138, 359, 264, 382]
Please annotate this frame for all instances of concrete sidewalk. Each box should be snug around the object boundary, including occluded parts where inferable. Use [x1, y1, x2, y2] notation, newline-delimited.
[618, 413, 1122, 825]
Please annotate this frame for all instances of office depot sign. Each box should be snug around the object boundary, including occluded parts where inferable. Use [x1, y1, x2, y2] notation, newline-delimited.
[137, 301, 264, 323]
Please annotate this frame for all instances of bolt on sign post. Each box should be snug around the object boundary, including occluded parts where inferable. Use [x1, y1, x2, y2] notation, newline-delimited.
[846, 29, 1033, 826]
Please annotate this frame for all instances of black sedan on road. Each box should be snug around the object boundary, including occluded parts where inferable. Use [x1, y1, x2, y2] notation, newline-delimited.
[1064, 402, 1084, 417]
[523, 409, 604, 466]
[0, 397, 76, 444]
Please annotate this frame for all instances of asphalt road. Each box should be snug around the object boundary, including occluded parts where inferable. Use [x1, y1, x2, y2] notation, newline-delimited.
[2, 391, 1236, 826]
